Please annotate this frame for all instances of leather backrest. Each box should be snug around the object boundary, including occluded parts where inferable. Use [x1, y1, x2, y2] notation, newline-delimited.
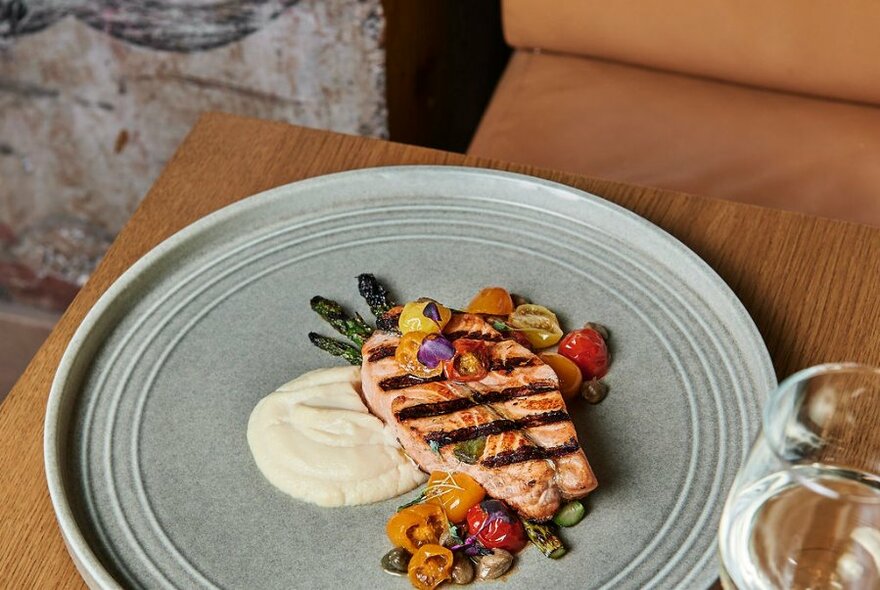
[503, 0, 880, 105]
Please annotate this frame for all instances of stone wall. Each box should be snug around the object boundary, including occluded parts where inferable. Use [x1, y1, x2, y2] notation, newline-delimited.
[0, 0, 386, 310]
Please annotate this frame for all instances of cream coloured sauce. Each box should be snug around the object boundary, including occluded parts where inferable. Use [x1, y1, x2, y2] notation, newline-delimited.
[247, 366, 426, 506]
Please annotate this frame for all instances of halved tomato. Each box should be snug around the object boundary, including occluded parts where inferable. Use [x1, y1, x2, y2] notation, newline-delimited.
[466, 287, 514, 315]
[507, 304, 563, 349]
[443, 340, 489, 382]
[539, 352, 583, 401]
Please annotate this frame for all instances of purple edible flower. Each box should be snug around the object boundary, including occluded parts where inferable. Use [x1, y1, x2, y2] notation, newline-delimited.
[423, 301, 442, 322]
[417, 334, 454, 368]
[479, 499, 518, 524]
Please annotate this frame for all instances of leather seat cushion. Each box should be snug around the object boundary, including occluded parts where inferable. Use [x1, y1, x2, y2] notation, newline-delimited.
[502, 0, 880, 106]
[469, 51, 880, 226]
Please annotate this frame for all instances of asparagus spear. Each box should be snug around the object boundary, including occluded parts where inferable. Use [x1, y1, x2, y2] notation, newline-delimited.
[308, 332, 363, 365]
[376, 308, 403, 333]
[310, 296, 373, 347]
[357, 273, 396, 317]
[523, 521, 567, 559]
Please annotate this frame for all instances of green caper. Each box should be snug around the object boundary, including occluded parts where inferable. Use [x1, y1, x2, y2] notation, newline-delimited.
[583, 321, 610, 340]
[476, 549, 514, 580]
[553, 500, 587, 527]
[381, 547, 411, 576]
[450, 553, 475, 584]
[581, 378, 609, 404]
[439, 527, 453, 548]
[511, 293, 531, 307]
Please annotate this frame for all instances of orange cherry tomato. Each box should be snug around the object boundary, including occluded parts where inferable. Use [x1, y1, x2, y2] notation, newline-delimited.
[408, 544, 453, 590]
[425, 471, 487, 523]
[396, 332, 444, 378]
[539, 353, 584, 401]
[386, 503, 448, 554]
[466, 287, 514, 315]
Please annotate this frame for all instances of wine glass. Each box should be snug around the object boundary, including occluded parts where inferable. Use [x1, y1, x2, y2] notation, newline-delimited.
[718, 363, 880, 589]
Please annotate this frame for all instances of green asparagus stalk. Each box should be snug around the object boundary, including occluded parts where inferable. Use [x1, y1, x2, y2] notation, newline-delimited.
[357, 273, 396, 317]
[310, 296, 373, 347]
[307, 332, 363, 365]
[523, 520, 567, 559]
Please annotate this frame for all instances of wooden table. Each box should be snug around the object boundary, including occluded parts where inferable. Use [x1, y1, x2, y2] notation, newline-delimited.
[2, 113, 879, 588]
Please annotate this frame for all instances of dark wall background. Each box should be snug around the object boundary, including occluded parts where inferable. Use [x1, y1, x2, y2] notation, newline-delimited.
[384, 0, 510, 152]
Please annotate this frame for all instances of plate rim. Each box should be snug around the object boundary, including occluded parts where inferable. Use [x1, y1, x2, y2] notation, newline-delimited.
[44, 164, 776, 589]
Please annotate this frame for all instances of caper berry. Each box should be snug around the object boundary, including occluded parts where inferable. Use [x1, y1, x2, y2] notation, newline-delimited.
[511, 293, 531, 307]
[581, 378, 609, 404]
[583, 321, 610, 340]
[439, 526, 454, 548]
[380, 547, 411, 576]
[476, 549, 514, 580]
[450, 553, 475, 584]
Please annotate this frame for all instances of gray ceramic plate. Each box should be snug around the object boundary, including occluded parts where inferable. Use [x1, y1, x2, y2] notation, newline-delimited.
[45, 166, 774, 589]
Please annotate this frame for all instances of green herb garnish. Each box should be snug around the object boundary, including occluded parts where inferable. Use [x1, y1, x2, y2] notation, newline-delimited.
[448, 522, 465, 545]
[396, 490, 426, 511]
[452, 436, 487, 464]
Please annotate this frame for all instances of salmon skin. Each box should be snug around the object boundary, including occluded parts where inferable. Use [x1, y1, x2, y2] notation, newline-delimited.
[360, 311, 597, 521]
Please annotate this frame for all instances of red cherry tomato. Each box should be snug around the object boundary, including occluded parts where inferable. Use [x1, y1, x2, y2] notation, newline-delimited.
[558, 328, 609, 379]
[465, 499, 527, 553]
[443, 340, 489, 382]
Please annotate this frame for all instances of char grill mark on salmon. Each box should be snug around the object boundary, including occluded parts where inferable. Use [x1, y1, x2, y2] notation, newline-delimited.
[482, 439, 581, 468]
[445, 331, 504, 342]
[394, 381, 558, 420]
[422, 409, 571, 447]
[474, 383, 558, 403]
[488, 356, 539, 372]
[366, 345, 396, 362]
[360, 312, 597, 521]
[379, 373, 445, 390]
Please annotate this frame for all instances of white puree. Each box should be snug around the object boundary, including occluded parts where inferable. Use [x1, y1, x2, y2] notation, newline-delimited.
[247, 366, 426, 506]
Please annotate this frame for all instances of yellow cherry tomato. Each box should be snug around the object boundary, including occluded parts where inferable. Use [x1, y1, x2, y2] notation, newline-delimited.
[425, 471, 486, 523]
[465, 287, 514, 315]
[507, 304, 563, 349]
[386, 504, 448, 554]
[539, 352, 584, 401]
[399, 299, 452, 334]
[408, 544, 453, 590]
[396, 332, 443, 378]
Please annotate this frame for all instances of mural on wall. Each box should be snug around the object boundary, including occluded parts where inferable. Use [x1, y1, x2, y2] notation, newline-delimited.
[0, 0, 386, 311]
[1, 0, 303, 51]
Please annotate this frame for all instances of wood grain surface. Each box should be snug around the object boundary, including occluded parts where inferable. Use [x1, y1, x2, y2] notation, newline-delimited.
[2, 112, 878, 588]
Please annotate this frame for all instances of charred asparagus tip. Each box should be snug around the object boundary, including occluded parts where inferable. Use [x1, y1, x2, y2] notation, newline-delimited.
[310, 295, 373, 347]
[357, 273, 396, 318]
[308, 332, 363, 365]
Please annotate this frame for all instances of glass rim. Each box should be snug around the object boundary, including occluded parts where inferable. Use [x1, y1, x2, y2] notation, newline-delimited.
[764, 362, 880, 502]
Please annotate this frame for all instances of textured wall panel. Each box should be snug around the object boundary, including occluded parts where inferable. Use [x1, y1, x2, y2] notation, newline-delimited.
[0, 0, 386, 309]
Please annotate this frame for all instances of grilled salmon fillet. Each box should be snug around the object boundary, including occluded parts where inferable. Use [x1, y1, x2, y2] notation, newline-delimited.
[360, 312, 597, 521]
